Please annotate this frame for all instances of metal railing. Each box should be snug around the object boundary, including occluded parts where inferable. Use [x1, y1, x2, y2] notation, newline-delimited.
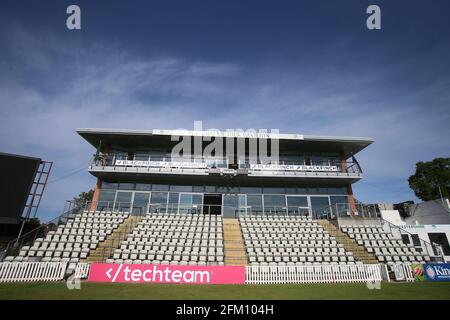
[90, 153, 362, 175]
[91, 154, 228, 169]
[327, 202, 445, 262]
[239, 159, 362, 175]
[378, 216, 445, 262]
[88, 200, 362, 220]
[0, 200, 85, 261]
[88, 200, 340, 219]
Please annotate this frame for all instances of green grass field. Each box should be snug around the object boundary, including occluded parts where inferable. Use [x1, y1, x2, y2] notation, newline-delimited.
[0, 282, 450, 300]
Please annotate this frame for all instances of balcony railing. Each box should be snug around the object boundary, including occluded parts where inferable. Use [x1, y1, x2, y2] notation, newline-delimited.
[90, 153, 362, 176]
[91, 154, 227, 168]
[244, 160, 361, 175]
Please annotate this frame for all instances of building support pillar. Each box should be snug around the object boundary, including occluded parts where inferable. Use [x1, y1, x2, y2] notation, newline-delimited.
[90, 178, 102, 211]
[342, 153, 357, 215]
[347, 184, 357, 213]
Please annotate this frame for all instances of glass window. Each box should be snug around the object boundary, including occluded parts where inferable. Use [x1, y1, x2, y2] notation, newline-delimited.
[98, 190, 115, 203]
[205, 186, 216, 193]
[118, 183, 135, 190]
[132, 192, 150, 215]
[310, 196, 331, 219]
[167, 193, 179, 213]
[193, 185, 204, 192]
[223, 195, 239, 218]
[114, 191, 132, 212]
[286, 196, 308, 216]
[247, 195, 263, 206]
[151, 184, 169, 191]
[97, 190, 115, 211]
[192, 194, 203, 205]
[223, 195, 247, 216]
[151, 192, 168, 204]
[179, 193, 192, 205]
[247, 195, 263, 215]
[135, 183, 151, 191]
[115, 191, 132, 203]
[179, 193, 203, 214]
[263, 195, 286, 215]
[170, 185, 193, 192]
[285, 188, 298, 194]
[102, 182, 118, 190]
[330, 196, 348, 205]
[240, 187, 263, 194]
[286, 196, 308, 207]
[133, 192, 150, 205]
[329, 187, 347, 195]
[168, 193, 179, 204]
[308, 188, 327, 195]
[264, 195, 286, 206]
[150, 192, 168, 213]
[263, 188, 285, 194]
[330, 196, 349, 217]
[217, 186, 239, 193]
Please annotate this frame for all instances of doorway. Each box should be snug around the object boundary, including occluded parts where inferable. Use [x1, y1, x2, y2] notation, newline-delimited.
[203, 194, 222, 215]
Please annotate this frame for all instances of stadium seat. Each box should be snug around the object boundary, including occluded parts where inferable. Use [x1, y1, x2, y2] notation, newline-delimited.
[340, 224, 427, 264]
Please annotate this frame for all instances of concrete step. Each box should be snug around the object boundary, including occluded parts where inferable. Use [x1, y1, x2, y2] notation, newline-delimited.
[222, 218, 248, 266]
[81, 215, 142, 263]
[317, 219, 379, 264]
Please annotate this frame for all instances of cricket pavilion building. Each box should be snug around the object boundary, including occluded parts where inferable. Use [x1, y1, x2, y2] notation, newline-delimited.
[77, 128, 373, 219]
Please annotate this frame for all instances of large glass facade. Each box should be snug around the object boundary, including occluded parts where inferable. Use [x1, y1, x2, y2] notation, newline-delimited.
[96, 182, 349, 218]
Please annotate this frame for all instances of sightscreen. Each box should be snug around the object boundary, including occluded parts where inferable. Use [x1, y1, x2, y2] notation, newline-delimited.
[0, 153, 41, 224]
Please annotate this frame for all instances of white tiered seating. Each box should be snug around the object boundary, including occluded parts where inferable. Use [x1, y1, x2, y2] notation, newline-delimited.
[7, 211, 128, 269]
[340, 225, 431, 265]
[240, 215, 356, 266]
[112, 213, 224, 266]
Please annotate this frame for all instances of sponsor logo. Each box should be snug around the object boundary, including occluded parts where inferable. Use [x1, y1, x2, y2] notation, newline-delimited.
[88, 263, 246, 284]
[425, 266, 436, 280]
[250, 164, 338, 172]
[115, 160, 208, 169]
[412, 263, 425, 281]
[424, 263, 450, 282]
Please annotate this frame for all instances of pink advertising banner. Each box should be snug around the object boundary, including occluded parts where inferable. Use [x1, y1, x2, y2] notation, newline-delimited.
[88, 263, 246, 284]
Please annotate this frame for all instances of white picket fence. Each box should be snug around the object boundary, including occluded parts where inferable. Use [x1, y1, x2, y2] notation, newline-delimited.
[0, 262, 412, 284]
[74, 263, 91, 279]
[245, 264, 384, 284]
[0, 262, 67, 283]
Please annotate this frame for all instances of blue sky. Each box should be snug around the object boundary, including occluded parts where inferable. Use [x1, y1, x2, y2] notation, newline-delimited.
[0, 1, 449, 222]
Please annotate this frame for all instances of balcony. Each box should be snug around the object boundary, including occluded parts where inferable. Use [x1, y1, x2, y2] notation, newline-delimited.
[242, 159, 362, 180]
[88, 153, 363, 184]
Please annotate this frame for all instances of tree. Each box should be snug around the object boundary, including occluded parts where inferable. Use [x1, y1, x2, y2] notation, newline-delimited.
[408, 158, 450, 201]
[73, 189, 94, 206]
